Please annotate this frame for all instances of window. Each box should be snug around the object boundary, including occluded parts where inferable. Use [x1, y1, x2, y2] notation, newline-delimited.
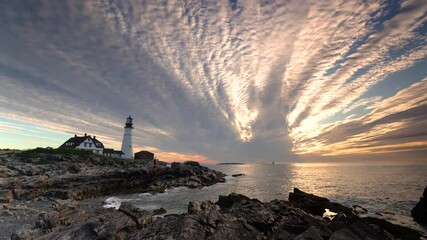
[89, 143, 92, 147]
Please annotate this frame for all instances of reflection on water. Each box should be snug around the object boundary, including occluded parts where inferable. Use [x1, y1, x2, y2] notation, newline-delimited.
[109, 163, 427, 232]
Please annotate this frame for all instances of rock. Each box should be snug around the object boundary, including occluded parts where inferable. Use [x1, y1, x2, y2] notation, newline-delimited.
[0, 210, 12, 216]
[289, 188, 359, 223]
[289, 188, 330, 215]
[216, 192, 253, 208]
[0, 190, 13, 203]
[188, 201, 202, 214]
[232, 173, 245, 177]
[10, 191, 424, 240]
[411, 186, 427, 225]
[119, 202, 152, 226]
[1, 150, 226, 203]
[352, 205, 368, 215]
[329, 220, 392, 240]
[183, 161, 200, 167]
[294, 226, 323, 240]
[362, 217, 421, 240]
[153, 207, 167, 215]
[67, 163, 81, 174]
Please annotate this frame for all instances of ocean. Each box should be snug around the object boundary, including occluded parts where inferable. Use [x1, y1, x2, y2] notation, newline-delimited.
[104, 163, 427, 233]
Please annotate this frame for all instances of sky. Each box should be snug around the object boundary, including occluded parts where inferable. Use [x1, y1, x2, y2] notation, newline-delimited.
[0, 0, 426, 163]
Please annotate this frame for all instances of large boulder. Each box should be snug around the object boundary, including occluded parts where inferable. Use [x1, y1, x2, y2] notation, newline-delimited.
[216, 192, 254, 208]
[289, 188, 330, 215]
[411, 186, 427, 225]
[289, 188, 359, 223]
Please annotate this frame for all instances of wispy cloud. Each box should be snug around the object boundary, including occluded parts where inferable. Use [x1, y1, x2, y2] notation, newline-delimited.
[293, 78, 427, 156]
[0, 0, 426, 162]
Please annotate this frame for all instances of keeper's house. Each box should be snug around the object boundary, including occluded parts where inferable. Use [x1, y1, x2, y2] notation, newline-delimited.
[59, 133, 124, 158]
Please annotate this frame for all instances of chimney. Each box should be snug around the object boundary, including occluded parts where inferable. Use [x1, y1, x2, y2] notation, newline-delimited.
[74, 134, 77, 137]
[93, 136, 96, 139]
[84, 133, 87, 136]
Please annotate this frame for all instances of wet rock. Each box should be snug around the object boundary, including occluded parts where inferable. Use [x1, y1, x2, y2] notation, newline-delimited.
[289, 188, 330, 215]
[294, 226, 323, 240]
[362, 216, 421, 240]
[216, 192, 254, 208]
[411, 186, 427, 225]
[11, 191, 425, 240]
[289, 188, 359, 223]
[119, 202, 152, 227]
[153, 207, 167, 215]
[232, 173, 245, 177]
[352, 205, 368, 215]
[329, 220, 393, 240]
[188, 201, 202, 214]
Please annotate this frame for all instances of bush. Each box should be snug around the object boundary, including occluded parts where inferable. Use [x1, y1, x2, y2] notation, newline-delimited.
[17, 147, 93, 160]
[183, 161, 200, 167]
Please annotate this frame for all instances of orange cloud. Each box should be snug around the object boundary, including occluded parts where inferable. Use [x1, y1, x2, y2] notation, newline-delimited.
[134, 146, 218, 164]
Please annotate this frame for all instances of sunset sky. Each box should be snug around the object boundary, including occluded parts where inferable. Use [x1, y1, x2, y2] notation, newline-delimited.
[0, 0, 426, 163]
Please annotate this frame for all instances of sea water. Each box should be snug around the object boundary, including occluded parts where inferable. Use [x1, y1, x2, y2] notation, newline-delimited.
[104, 163, 427, 233]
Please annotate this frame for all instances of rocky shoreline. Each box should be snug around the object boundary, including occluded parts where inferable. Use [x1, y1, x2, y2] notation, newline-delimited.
[8, 189, 426, 240]
[0, 148, 226, 239]
[1, 149, 426, 239]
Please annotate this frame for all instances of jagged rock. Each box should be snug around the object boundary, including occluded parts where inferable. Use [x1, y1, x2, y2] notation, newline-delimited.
[188, 201, 202, 214]
[119, 202, 152, 227]
[216, 192, 253, 208]
[289, 188, 359, 223]
[153, 207, 167, 215]
[294, 226, 323, 240]
[0, 150, 225, 202]
[10, 192, 424, 240]
[362, 217, 421, 240]
[1, 210, 12, 216]
[329, 220, 393, 240]
[0, 190, 13, 203]
[289, 188, 330, 215]
[352, 205, 368, 215]
[411, 186, 427, 225]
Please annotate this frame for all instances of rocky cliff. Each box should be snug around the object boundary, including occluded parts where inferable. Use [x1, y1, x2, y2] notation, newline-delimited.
[0, 149, 226, 203]
[412, 186, 427, 225]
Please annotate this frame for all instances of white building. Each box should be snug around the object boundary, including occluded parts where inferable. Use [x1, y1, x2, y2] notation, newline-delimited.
[60, 116, 134, 159]
[120, 115, 134, 159]
[59, 133, 124, 157]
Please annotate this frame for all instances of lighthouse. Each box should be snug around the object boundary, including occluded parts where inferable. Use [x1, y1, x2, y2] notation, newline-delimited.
[121, 115, 134, 159]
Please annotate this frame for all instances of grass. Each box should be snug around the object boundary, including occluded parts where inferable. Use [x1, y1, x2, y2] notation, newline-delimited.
[13, 147, 142, 167]
[17, 147, 93, 158]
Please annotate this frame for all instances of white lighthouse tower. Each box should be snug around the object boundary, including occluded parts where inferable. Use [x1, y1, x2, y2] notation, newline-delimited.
[121, 115, 134, 159]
